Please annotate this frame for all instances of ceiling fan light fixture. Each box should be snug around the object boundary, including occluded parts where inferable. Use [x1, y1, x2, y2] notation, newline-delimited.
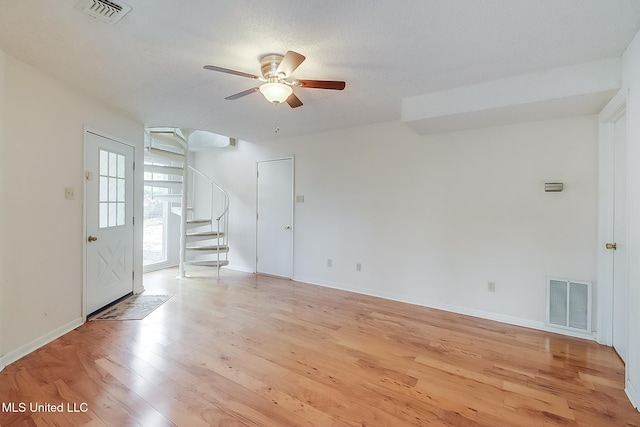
[259, 81, 292, 104]
[204, 50, 345, 109]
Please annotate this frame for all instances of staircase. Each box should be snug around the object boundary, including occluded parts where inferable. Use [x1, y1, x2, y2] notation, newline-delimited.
[144, 128, 229, 279]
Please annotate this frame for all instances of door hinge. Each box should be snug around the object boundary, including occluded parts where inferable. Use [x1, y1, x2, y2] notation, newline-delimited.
[132, 271, 135, 281]
[133, 216, 135, 225]
[133, 161, 136, 171]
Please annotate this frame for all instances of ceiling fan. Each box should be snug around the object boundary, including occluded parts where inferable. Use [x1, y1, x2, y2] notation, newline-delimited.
[204, 51, 346, 108]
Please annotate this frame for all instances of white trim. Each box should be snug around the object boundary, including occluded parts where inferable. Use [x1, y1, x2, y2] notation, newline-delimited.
[597, 90, 628, 346]
[293, 275, 597, 341]
[0, 317, 83, 369]
[291, 156, 296, 279]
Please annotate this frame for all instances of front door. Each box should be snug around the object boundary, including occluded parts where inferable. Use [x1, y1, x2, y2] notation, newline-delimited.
[256, 158, 293, 278]
[85, 131, 135, 315]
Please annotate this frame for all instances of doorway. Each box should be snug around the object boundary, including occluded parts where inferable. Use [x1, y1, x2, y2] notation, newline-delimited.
[597, 91, 629, 362]
[611, 112, 628, 362]
[256, 158, 294, 278]
[85, 131, 135, 315]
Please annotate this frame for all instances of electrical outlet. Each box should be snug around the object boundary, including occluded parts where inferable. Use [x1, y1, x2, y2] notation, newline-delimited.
[488, 281, 496, 292]
[356, 263, 362, 272]
[327, 259, 332, 267]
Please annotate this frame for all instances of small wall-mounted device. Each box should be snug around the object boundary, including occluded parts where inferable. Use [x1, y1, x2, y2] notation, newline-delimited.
[545, 182, 564, 192]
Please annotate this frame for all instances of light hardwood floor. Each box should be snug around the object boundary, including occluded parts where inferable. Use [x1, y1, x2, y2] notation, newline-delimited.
[1, 267, 639, 426]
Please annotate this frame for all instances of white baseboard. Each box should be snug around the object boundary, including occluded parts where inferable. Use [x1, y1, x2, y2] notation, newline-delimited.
[0, 317, 84, 370]
[627, 379, 640, 410]
[225, 264, 255, 274]
[292, 275, 597, 342]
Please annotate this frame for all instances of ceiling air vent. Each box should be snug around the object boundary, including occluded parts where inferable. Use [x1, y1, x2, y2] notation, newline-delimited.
[76, 0, 131, 24]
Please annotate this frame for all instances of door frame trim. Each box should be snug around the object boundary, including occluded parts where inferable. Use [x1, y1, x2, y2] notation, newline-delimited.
[82, 127, 137, 320]
[255, 156, 295, 278]
[597, 89, 628, 347]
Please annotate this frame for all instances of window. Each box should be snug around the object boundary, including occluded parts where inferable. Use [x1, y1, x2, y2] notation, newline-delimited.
[143, 163, 170, 267]
[99, 149, 126, 228]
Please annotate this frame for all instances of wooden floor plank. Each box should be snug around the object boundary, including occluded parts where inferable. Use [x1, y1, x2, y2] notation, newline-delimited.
[0, 267, 639, 426]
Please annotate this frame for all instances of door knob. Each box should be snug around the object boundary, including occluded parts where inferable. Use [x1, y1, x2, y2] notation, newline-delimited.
[284, 226, 292, 230]
[88, 236, 98, 242]
[606, 242, 617, 250]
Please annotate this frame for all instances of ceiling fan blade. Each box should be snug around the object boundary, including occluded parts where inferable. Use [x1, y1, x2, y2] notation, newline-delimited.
[204, 65, 260, 80]
[286, 92, 303, 108]
[225, 87, 260, 100]
[295, 79, 346, 90]
[276, 51, 306, 77]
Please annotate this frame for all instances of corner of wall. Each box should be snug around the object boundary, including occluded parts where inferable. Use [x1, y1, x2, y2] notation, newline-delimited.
[0, 317, 83, 369]
[620, 26, 640, 414]
[0, 47, 6, 364]
[0, 53, 144, 367]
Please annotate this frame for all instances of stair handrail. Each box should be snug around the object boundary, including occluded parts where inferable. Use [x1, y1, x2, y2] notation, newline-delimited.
[188, 166, 229, 223]
[188, 165, 229, 279]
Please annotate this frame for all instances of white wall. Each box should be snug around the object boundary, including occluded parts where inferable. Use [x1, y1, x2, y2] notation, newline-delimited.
[620, 29, 640, 408]
[0, 50, 144, 367]
[195, 115, 598, 332]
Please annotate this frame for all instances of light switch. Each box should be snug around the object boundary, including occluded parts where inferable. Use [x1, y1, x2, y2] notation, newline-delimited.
[65, 187, 75, 200]
[296, 195, 305, 203]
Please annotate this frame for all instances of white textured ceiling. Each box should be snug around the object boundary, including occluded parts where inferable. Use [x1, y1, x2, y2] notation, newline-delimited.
[1, 0, 639, 141]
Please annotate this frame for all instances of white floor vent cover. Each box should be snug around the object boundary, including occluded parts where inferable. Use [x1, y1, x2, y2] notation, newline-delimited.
[546, 278, 592, 333]
[76, 0, 131, 24]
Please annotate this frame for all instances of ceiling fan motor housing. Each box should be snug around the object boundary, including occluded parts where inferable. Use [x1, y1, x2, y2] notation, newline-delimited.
[261, 54, 285, 79]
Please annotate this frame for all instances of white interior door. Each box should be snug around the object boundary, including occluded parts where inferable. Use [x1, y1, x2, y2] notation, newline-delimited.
[85, 131, 135, 314]
[256, 158, 293, 278]
[612, 114, 628, 362]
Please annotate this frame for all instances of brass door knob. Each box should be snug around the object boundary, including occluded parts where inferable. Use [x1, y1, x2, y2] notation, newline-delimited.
[606, 242, 617, 250]
[87, 236, 98, 242]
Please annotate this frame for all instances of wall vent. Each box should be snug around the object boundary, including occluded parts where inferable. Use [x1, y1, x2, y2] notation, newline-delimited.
[546, 278, 591, 333]
[76, 0, 131, 24]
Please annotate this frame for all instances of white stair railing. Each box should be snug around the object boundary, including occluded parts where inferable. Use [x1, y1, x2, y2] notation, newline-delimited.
[188, 166, 229, 279]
